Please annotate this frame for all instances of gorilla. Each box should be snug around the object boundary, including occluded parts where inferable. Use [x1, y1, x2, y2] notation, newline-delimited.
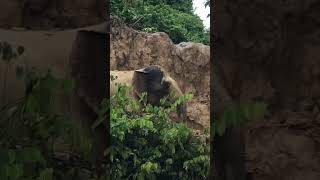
[110, 65, 187, 122]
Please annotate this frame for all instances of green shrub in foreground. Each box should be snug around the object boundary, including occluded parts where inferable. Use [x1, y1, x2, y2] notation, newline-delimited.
[107, 84, 210, 180]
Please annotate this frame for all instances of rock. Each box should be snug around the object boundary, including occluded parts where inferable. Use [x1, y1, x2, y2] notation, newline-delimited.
[110, 17, 210, 132]
[216, 0, 320, 179]
[0, 0, 105, 30]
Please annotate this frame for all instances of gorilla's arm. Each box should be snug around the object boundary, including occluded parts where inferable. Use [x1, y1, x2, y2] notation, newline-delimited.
[165, 76, 188, 122]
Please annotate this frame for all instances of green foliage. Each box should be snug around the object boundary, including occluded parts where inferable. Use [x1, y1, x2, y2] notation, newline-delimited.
[0, 69, 73, 146]
[0, 148, 49, 180]
[0, 41, 106, 180]
[213, 102, 268, 137]
[1, 41, 211, 180]
[0, 42, 56, 180]
[141, 4, 208, 44]
[140, 0, 193, 14]
[111, 0, 209, 45]
[107, 83, 209, 180]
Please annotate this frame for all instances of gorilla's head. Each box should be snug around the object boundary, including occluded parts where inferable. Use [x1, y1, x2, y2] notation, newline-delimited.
[133, 65, 170, 106]
[132, 65, 188, 122]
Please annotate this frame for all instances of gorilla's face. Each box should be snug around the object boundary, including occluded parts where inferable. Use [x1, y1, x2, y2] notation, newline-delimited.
[133, 65, 187, 122]
[134, 65, 171, 106]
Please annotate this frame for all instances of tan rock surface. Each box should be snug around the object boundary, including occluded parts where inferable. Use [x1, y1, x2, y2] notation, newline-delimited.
[110, 17, 210, 131]
[215, 0, 320, 179]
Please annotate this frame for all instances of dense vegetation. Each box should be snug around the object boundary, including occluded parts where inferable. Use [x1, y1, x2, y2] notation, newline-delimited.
[108, 79, 210, 179]
[111, 0, 210, 45]
[0, 42, 210, 180]
[0, 42, 107, 180]
[213, 102, 267, 137]
[0, 39, 265, 180]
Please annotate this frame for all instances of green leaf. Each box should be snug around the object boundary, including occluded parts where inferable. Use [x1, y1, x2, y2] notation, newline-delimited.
[13, 164, 24, 179]
[37, 168, 53, 180]
[165, 158, 173, 165]
[19, 147, 45, 164]
[109, 81, 209, 179]
[252, 103, 267, 120]
[137, 173, 144, 180]
[7, 150, 15, 164]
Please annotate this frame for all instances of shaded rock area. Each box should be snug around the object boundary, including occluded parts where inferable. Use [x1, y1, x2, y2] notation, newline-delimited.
[110, 16, 210, 132]
[214, 0, 320, 179]
[0, 0, 106, 30]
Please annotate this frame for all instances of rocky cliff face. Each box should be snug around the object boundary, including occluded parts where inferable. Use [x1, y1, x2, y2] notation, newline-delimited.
[214, 1, 320, 179]
[110, 16, 210, 131]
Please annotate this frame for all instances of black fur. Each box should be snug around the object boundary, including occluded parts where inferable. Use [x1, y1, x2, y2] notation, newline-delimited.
[143, 65, 170, 106]
[132, 65, 187, 122]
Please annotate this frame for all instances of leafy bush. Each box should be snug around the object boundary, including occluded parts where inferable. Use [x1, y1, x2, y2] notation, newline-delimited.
[0, 41, 105, 180]
[107, 81, 210, 180]
[111, 0, 209, 45]
[213, 102, 268, 137]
